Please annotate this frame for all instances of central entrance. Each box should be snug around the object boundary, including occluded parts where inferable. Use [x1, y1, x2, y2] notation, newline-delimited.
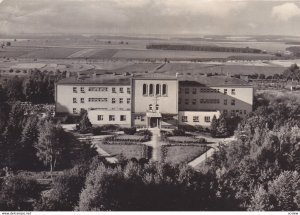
[146, 112, 162, 129]
[149, 117, 160, 128]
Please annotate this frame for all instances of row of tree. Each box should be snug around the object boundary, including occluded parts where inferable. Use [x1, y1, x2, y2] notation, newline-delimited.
[1, 69, 66, 104]
[147, 44, 262, 53]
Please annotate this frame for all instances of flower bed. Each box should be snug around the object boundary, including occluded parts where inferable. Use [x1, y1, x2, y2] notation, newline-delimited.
[103, 134, 151, 144]
[166, 136, 206, 144]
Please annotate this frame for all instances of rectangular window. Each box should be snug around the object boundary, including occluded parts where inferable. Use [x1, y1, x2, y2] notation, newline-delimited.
[120, 87, 124, 93]
[224, 110, 228, 115]
[80, 87, 85, 93]
[192, 88, 197, 94]
[244, 110, 247, 115]
[119, 98, 123, 104]
[127, 98, 131, 104]
[80, 98, 84, 103]
[224, 99, 227, 105]
[98, 115, 104, 121]
[185, 99, 189, 105]
[231, 89, 236, 95]
[179, 88, 182, 94]
[231, 110, 235, 116]
[120, 115, 126, 121]
[204, 116, 211, 123]
[192, 99, 196, 105]
[73, 98, 77, 103]
[231, 99, 235, 106]
[73, 87, 77, 93]
[112, 98, 116, 104]
[179, 99, 181, 105]
[182, 116, 188, 122]
[193, 116, 199, 122]
[73, 108, 77, 114]
[127, 88, 131, 94]
[80, 108, 84, 113]
[141, 116, 145, 121]
[109, 115, 115, 121]
[239, 110, 243, 114]
[224, 89, 227, 95]
[185, 88, 189, 94]
[112, 87, 116, 93]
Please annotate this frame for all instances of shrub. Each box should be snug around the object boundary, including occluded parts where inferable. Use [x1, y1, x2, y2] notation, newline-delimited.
[123, 127, 137, 135]
[172, 129, 186, 136]
[92, 127, 102, 135]
[99, 124, 120, 132]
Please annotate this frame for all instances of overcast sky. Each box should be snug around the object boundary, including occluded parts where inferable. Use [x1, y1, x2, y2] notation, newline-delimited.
[0, 0, 300, 36]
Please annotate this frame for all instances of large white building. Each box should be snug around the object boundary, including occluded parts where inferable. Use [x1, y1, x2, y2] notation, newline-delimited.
[55, 73, 253, 129]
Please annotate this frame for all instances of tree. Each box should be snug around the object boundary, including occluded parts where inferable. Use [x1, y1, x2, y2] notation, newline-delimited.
[268, 171, 300, 211]
[19, 116, 40, 170]
[77, 109, 92, 133]
[35, 164, 89, 211]
[249, 185, 274, 211]
[35, 120, 65, 176]
[210, 115, 218, 137]
[4, 76, 24, 101]
[216, 114, 230, 138]
[0, 175, 40, 210]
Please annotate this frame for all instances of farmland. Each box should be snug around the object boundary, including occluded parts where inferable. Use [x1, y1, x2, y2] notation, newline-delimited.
[0, 35, 300, 78]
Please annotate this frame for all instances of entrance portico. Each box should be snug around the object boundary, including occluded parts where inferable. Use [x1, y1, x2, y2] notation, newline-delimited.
[146, 112, 162, 129]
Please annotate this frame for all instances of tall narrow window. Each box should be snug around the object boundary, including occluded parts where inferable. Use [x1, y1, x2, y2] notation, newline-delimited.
[162, 84, 167, 96]
[156, 104, 159, 111]
[143, 84, 148, 96]
[149, 84, 154, 95]
[156, 84, 160, 95]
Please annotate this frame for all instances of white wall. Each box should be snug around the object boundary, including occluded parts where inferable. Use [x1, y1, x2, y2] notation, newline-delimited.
[88, 110, 131, 127]
[56, 84, 131, 115]
[178, 111, 220, 127]
[132, 79, 178, 114]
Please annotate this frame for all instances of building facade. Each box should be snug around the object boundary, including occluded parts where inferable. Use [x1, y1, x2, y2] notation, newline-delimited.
[55, 74, 253, 129]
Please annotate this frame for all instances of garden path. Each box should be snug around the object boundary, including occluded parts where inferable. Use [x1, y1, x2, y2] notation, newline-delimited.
[188, 135, 236, 168]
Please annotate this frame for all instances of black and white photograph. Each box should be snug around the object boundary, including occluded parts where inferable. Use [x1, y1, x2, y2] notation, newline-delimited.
[0, 0, 300, 213]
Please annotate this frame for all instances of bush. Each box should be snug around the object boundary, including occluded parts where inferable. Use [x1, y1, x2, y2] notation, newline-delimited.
[172, 129, 186, 136]
[123, 127, 137, 135]
[92, 127, 102, 135]
[99, 124, 120, 132]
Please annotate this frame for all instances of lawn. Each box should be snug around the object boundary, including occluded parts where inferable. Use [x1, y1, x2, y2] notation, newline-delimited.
[161, 145, 209, 164]
[97, 142, 150, 160]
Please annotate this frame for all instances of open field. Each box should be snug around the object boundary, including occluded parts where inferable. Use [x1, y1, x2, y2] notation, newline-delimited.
[113, 49, 273, 60]
[1, 35, 299, 78]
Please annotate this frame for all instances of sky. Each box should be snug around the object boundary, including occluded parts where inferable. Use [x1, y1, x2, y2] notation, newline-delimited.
[0, 0, 300, 36]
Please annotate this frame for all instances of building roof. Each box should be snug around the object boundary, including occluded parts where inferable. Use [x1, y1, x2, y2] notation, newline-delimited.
[57, 76, 131, 86]
[57, 73, 250, 87]
[178, 75, 250, 87]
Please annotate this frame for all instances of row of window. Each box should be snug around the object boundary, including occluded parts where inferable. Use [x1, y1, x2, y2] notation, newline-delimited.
[143, 84, 168, 96]
[180, 88, 236, 95]
[180, 99, 235, 106]
[224, 110, 247, 115]
[97, 115, 127, 121]
[149, 104, 159, 111]
[73, 87, 130, 94]
[182, 116, 211, 123]
[73, 98, 131, 104]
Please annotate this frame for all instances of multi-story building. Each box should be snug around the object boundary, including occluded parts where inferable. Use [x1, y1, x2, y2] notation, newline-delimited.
[55, 74, 253, 129]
